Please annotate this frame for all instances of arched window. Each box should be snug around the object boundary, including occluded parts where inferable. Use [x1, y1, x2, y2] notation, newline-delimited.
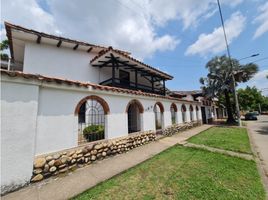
[189, 105, 194, 121]
[196, 106, 199, 120]
[170, 103, 177, 125]
[181, 104, 187, 123]
[126, 100, 144, 133]
[154, 102, 164, 130]
[75, 96, 109, 144]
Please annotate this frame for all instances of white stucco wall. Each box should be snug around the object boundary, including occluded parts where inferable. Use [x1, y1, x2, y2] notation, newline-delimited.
[1, 81, 39, 193]
[1, 76, 201, 193]
[35, 87, 81, 155]
[23, 42, 157, 89]
[23, 42, 103, 83]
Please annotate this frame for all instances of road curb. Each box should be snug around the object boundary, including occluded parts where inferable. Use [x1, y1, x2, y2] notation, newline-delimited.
[247, 125, 268, 199]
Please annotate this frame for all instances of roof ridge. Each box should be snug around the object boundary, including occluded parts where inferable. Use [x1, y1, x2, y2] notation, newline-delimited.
[4, 21, 130, 57]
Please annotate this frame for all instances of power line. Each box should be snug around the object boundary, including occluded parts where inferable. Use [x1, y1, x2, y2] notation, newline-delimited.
[252, 56, 268, 63]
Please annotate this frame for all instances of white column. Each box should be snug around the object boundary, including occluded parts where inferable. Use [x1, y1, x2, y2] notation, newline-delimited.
[142, 111, 156, 131]
[214, 107, 218, 119]
[140, 113, 144, 131]
[198, 107, 202, 122]
[163, 111, 172, 128]
[192, 107, 197, 121]
[185, 105, 191, 122]
[106, 113, 128, 139]
[177, 104, 183, 124]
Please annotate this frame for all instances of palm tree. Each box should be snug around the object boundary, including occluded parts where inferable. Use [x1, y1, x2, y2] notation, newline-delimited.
[200, 55, 258, 123]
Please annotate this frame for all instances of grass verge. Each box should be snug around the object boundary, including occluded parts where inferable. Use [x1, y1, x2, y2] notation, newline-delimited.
[188, 126, 252, 154]
[72, 145, 264, 200]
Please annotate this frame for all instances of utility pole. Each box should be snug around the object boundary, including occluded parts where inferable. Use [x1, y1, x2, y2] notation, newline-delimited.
[217, 0, 241, 126]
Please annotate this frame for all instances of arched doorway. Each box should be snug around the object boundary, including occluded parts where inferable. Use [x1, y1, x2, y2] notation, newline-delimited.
[75, 96, 110, 144]
[181, 104, 187, 123]
[154, 102, 164, 130]
[126, 100, 144, 133]
[170, 103, 177, 125]
[196, 105, 199, 120]
[189, 105, 194, 121]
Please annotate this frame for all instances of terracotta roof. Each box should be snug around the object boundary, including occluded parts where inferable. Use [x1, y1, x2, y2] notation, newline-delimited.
[4, 22, 129, 59]
[1, 69, 198, 104]
[171, 90, 203, 96]
[91, 47, 173, 80]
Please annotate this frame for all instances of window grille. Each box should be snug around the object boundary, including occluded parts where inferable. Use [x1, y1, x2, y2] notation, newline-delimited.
[78, 99, 105, 144]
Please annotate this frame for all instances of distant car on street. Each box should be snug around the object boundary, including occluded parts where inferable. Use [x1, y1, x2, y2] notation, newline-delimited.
[245, 112, 258, 120]
[252, 111, 259, 116]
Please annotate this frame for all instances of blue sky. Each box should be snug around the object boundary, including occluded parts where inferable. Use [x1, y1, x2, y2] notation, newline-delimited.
[1, 0, 268, 95]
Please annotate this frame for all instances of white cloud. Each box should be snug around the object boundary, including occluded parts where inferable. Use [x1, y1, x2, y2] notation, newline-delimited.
[245, 69, 268, 96]
[185, 12, 246, 57]
[253, 2, 268, 39]
[1, 0, 243, 59]
[221, 0, 244, 7]
[1, 0, 60, 34]
[147, 0, 243, 29]
[0, 28, 6, 40]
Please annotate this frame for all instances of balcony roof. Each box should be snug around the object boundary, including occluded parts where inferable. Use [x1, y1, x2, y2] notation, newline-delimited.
[91, 47, 173, 80]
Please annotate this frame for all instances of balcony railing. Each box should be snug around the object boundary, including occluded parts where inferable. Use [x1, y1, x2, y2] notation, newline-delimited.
[99, 78, 165, 95]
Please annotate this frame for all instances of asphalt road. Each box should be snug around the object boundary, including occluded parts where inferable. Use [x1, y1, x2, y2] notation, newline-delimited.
[247, 115, 268, 181]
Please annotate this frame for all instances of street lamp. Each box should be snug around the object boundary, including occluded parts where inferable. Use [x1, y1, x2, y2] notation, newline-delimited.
[238, 54, 260, 61]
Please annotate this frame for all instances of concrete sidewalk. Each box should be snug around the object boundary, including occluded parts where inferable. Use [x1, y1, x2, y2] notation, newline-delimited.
[2, 125, 211, 200]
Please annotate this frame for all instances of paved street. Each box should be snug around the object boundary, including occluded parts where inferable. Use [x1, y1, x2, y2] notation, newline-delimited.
[247, 115, 268, 196]
[247, 115, 268, 174]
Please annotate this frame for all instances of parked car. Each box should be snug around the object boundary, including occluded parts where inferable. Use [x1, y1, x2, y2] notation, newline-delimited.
[245, 112, 258, 120]
[252, 111, 259, 116]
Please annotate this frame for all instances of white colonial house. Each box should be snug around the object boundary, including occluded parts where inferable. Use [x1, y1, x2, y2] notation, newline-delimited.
[1, 22, 204, 193]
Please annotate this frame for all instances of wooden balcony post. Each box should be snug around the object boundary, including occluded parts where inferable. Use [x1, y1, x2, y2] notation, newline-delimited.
[151, 76, 154, 92]
[111, 56, 116, 85]
[163, 79, 166, 95]
[135, 69, 138, 90]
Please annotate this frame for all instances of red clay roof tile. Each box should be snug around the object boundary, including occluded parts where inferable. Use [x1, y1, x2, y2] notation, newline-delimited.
[1, 69, 198, 104]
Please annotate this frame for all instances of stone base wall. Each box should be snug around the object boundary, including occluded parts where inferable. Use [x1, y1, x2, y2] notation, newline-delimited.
[31, 122, 202, 183]
[163, 121, 202, 136]
[31, 131, 156, 182]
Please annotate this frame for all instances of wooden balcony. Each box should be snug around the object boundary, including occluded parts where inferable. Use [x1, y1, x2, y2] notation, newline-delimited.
[99, 78, 165, 95]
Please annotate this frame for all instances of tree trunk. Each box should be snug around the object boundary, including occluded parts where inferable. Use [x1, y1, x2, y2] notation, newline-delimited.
[224, 90, 235, 123]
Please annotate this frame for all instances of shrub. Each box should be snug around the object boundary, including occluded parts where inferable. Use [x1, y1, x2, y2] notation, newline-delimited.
[83, 125, 104, 138]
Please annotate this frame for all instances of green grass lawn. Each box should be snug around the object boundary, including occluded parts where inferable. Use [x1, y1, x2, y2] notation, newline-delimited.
[188, 126, 252, 154]
[72, 145, 265, 200]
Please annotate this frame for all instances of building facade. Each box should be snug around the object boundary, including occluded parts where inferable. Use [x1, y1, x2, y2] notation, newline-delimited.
[1, 22, 203, 193]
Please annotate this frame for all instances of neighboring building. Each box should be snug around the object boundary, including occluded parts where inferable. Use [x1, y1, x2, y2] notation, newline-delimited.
[1, 22, 203, 192]
[170, 90, 227, 124]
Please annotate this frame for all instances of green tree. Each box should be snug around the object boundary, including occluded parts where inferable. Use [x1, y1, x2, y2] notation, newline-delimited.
[1, 39, 9, 61]
[262, 96, 268, 111]
[200, 55, 258, 123]
[237, 86, 263, 111]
